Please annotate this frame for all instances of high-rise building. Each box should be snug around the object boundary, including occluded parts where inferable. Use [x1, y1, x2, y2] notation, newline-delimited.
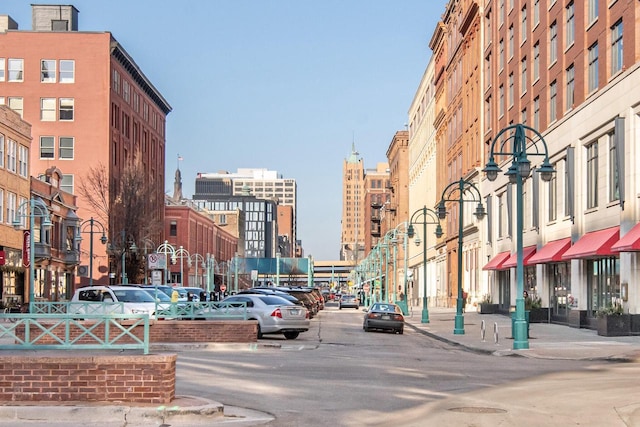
[195, 168, 297, 256]
[0, 4, 171, 288]
[341, 144, 365, 262]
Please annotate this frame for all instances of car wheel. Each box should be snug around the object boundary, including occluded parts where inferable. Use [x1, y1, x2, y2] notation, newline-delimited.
[255, 323, 263, 339]
[283, 331, 299, 340]
[339, 306, 342, 310]
[398, 328, 404, 335]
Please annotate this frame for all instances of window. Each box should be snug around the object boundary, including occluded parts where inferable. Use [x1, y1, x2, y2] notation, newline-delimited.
[0, 189, 3, 224]
[566, 65, 574, 110]
[41, 59, 56, 83]
[170, 221, 177, 236]
[499, 0, 504, 26]
[533, 97, 540, 129]
[609, 133, 619, 202]
[112, 70, 120, 93]
[40, 136, 55, 159]
[521, 107, 527, 125]
[586, 142, 598, 209]
[549, 163, 557, 221]
[549, 81, 557, 122]
[508, 25, 514, 59]
[565, 2, 574, 48]
[485, 53, 492, 88]
[123, 81, 130, 103]
[59, 98, 74, 121]
[499, 84, 504, 116]
[59, 137, 74, 159]
[0, 133, 4, 168]
[521, 6, 527, 43]
[611, 20, 623, 75]
[41, 98, 56, 121]
[0, 58, 4, 81]
[533, 42, 540, 81]
[533, 0, 540, 27]
[59, 60, 74, 83]
[499, 39, 504, 70]
[7, 97, 23, 118]
[8, 59, 23, 82]
[498, 193, 505, 238]
[7, 192, 16, 227]
[508, 73, 514, 107]
[18, 145, 28, 178]
[549, 22, 557, 64]
[485, 96, 492, 131]
[588, 0, 598, 24]
[6, 138, 16, 173]
[588, 42, 599, 92]
[61, 174, 74, 194]
[521, 57, 527, 94]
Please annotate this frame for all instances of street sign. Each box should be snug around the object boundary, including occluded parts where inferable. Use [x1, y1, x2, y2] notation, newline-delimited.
[151, 270, 162, 285]
[147, 253, 166, 270]
[220, 285, 227, 292]
[363, 284, 370, 292]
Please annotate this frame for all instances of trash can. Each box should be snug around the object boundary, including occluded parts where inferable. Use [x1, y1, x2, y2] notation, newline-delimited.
[511, 309, 530, 339]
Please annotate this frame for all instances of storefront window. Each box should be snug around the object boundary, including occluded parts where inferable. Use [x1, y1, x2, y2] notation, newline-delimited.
[587, 257, 619, 316]
[550, 262, 572, 318]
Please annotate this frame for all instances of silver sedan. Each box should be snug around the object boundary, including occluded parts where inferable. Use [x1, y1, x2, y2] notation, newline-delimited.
[363, 302, 405, 334]
[221, 294, 310, 339]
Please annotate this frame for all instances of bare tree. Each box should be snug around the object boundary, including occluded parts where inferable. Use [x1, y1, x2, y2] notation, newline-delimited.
[78, 161, 162, 283]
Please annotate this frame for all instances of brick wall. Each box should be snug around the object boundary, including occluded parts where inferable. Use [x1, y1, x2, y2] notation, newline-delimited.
[0, 353, 176, 403]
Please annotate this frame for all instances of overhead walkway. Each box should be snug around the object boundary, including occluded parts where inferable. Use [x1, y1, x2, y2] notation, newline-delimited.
[312, 260, 356, 287]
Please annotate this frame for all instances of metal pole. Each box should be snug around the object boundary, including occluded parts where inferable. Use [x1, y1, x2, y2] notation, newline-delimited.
[121, 230, 127, 284]
[454, 179, 465, 335]
[421, 210, 429, 323]
[29, 200, 35, 310]
[88, 218, 95, 286]
[514, 160, 528, 348]
[402, 226, 408, 314]
[276, 252, 280, 286]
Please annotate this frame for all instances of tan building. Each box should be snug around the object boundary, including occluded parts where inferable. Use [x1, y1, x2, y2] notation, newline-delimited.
[340, 144, 365, 263]
[0, 5, 171, 289]
[363, 162, 390, 257]
[0, 105, 31, 306]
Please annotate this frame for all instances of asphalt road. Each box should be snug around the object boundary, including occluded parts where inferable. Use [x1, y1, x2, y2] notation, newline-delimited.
[174, 302, 601, 426]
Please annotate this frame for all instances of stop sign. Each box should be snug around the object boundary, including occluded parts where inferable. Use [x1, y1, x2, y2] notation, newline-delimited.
[220, 285, 227, 292]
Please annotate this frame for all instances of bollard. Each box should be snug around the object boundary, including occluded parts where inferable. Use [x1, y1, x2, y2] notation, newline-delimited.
[494, 322, 499, 345]
[480, 320, 486, 342]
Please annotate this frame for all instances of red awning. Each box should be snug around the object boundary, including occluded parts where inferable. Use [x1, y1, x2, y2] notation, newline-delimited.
[612, 222, 640, 252]
[483, 251, 510, 271]
[562, 226, 620, 260]
[528, 238, 571, 264]
[502, 246, 537, 268]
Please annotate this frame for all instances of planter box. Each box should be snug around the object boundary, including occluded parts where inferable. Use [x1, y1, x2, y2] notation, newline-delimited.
[597, 314, 631, 337]
[478, 303, 497, 314]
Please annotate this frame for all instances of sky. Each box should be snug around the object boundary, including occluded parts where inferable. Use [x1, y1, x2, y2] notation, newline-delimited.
[6, 0, 448, 260]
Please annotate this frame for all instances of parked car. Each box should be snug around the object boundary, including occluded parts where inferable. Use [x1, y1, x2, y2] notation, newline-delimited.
[339, 294, 359, 310]
[277, 288, 319, 317]
[221, 294, 310, 339]
[173, 287, 206, 302]
[70, 285, 164, 319]
[363, 302, 405, 334]
[237, 288, 304, 307]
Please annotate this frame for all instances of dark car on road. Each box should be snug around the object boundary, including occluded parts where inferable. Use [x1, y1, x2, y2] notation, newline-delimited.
[363, 302, 405, 334]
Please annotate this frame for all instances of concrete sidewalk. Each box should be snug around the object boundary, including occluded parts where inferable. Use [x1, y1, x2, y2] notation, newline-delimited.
[403, 306, 640, 361]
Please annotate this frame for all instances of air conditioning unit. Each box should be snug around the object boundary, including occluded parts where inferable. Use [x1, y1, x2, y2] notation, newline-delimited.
[77, 265, 89, 277]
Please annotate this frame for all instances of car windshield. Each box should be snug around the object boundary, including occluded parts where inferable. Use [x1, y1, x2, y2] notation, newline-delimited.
[112, 289, 156, 303]
[342, 295, 356, 301]
[371, 303, 396, 312]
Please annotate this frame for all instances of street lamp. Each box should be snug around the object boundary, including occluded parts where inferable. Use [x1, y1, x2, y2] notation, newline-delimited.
[388, 222, 410, 315]
[13, 198, 53, 310]
[483, 123, 555, 350]
[188, 253, 206, 287]
[77, 217, 107, 286]
[437, 178, 485, 335]
[156, 241, 176, 285]
[407, 206, 443, 323]
[138, 238, 156, 285]
[174, 246, 190, 286]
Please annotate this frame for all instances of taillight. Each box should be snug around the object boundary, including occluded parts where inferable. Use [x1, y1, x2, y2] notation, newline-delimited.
[305, 310, 310, 319]
[393, 314, 404, 321]
[367, 313, 378, 319]
[270, 308, 283, 318]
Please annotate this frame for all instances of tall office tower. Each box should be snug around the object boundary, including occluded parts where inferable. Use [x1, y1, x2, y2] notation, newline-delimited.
[340, 144, 365, 262]
[194, 168, 296, 256]
[0, 5, 171, 287]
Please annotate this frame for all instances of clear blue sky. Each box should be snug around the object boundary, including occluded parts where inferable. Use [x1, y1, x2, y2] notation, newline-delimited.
[7, 0, 447, 260]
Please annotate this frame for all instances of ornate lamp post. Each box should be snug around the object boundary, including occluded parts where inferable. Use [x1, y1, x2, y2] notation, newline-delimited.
[437, 178, 485, 335]
[77, 217, 107, 286]
[174, 246, 191, 286]
[407, 206, 443, 323]
[483, 123, 555, 349]
[188, 253, 206, 287]
[156, 241, 176, 285]
[13, 198, 53, 310]
[388, 222, 409, 314]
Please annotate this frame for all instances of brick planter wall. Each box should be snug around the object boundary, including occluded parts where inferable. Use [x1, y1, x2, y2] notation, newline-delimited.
[0, 353, 176, 404]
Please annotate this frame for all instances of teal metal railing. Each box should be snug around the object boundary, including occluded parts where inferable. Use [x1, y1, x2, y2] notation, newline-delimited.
[0, 313, 149, 354]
